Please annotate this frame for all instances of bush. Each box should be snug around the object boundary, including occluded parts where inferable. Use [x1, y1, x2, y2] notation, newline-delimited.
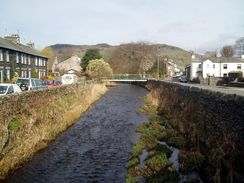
[86, 58, 113, 80]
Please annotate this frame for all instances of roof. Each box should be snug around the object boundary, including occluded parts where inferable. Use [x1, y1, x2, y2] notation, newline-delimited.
[208, 57, 244, 63]
[57, 56, 82, 72]
[192, 56, 244, 63]
[0, 37, 47, 58]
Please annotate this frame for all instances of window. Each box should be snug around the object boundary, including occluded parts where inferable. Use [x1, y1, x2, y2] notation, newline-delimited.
[21, 70, 27, 78]
[223, 73, 228, 77]
[6, 51, 9, 62]
[237, 64, 241, 69]
[6, 69, 10, 80]
[223, 64, 227, 69]
[213, 64, 215, 69]
[0, 49, 3, 61]
[24, 55, 27, 64]
[39, 58, 41, 66]
[16, 53, 19, 63]
[198, 64, 201, 68]
[35, 57, 38, 66]
[21, 54, 24, 64]
[28, 56, 31, 65]
[7, 86, 14, 94]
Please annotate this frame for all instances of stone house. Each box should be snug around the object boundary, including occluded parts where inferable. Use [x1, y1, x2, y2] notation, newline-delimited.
[0, 34, 48, 83]
[56, 55, 82, 74]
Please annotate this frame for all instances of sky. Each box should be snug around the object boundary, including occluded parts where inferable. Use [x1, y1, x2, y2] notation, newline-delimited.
[0, 0, 243, 53]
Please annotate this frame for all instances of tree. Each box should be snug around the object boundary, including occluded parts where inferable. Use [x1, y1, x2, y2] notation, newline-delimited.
[41, 47, 55, 71]
[109, 42, 158, 74]
[82, 49, 102, 70]
[221, 46, 235, 57]
[86, 58, 113, 80]
[31, 71, 39, 78]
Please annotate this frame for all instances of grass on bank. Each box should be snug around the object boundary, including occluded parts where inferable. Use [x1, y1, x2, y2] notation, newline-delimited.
[0, 83, 107, 180]
[127, 96, 206, 183]
[126, 97, 179, 183]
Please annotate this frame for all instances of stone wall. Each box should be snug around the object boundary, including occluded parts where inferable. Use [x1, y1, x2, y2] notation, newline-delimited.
[146, 80, 244, 183]
[0, 82, 107, 180]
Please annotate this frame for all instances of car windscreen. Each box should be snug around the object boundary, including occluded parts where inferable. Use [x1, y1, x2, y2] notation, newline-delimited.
[16, 79, 30, 86]
[0, 86, 8, 94]
[48, 80, 54, 84]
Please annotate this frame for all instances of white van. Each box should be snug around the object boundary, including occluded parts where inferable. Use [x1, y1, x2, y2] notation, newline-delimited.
[61, 74, 78, 85]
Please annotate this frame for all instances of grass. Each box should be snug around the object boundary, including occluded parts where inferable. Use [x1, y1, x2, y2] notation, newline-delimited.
[126, 97, 179, 183]
[0, 83, 107, 181]
[8, 118, 22, 130]
[179, 150, 205, 172]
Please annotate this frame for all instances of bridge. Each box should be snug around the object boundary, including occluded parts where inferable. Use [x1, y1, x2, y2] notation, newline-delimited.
[104, 74, 150, 83]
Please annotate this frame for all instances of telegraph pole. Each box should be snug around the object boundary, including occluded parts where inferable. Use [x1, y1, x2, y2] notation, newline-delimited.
[157, 55, 159, 80]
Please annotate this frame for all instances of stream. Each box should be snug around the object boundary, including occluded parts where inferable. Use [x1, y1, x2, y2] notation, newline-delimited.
[5, 84, 148, 183]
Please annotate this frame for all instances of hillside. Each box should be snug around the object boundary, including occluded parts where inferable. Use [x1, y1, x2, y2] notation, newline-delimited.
[46, 43, 191, 72]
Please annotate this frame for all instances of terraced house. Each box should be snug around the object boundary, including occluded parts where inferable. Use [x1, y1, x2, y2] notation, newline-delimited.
[0, 34, 48, 83]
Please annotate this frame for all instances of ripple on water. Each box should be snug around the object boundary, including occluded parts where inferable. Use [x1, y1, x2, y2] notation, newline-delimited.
[5, 84, 148, 183]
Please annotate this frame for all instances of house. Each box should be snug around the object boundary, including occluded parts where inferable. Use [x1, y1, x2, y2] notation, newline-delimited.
[165, 58, 181, 77]
[0, 34, 48, 83]
[56, 55, 82, 74]
[189, 53, 244, 81]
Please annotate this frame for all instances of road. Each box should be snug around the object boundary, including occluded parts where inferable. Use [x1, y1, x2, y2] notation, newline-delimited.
[168, 80, 244, 96]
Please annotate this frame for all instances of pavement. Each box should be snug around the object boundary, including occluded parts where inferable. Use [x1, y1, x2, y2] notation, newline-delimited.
[166, 80, 244, 97]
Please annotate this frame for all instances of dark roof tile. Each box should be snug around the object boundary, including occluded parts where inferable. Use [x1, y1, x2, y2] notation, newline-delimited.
[0, 37, 47, 58]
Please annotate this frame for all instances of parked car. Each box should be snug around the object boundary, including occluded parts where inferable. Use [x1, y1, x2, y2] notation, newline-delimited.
[16, 78, 47, 91]
[61, 74, 78, 85]
[178, 75, 187, 83]
[47, 80, 62, 87]
[0, 84, 22, 96]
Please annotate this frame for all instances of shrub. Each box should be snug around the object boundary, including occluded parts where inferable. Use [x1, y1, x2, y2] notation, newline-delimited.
[86, 58, 113, 80]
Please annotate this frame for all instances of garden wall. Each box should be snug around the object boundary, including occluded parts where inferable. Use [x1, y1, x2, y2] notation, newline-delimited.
[146, 80, 244, 183]
[0, 82, 107, 180]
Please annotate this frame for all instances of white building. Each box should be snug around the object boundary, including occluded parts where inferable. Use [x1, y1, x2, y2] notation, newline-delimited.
[190, 54, 244, 80]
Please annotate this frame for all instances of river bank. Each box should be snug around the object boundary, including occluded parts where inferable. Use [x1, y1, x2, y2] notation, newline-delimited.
[126, 97, 203, 183]
[0, 82, 107, 181]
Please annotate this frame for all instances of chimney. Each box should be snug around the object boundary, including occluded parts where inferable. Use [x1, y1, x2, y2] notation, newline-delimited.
[4, 34, 20, 44]
[26, 41, 35, 48]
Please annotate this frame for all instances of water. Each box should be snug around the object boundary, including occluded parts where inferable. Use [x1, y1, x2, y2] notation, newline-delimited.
[5, 84, 148, 183]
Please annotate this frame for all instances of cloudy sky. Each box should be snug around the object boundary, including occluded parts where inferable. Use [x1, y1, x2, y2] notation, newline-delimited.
[0, 0, 243, 52]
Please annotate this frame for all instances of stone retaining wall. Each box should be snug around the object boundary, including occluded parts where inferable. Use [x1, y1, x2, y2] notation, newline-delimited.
[146, 80, 244, 183]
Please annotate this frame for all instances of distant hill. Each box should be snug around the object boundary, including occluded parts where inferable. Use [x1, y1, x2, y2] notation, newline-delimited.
[46, 43, 192, 72]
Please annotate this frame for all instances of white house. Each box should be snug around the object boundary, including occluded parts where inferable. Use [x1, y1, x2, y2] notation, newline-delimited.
[190, 54, 244, 80]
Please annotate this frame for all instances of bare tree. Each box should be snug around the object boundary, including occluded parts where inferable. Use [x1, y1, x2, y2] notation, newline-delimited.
[221, 46, 235, 57]
[109, 42, 158, 74]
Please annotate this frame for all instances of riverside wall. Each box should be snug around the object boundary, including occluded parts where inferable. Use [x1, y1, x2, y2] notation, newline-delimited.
[0, 82, 107, 180]
[146, 80, 244, 183]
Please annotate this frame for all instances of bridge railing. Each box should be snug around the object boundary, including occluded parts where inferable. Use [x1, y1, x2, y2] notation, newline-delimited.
[108, 74, 150, 80]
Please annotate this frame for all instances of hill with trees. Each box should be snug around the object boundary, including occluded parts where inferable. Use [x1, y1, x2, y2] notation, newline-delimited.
[44, 42, 191, 74]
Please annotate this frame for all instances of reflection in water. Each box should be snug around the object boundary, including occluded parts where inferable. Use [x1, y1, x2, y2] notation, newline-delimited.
[6, 84, 148, 183]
